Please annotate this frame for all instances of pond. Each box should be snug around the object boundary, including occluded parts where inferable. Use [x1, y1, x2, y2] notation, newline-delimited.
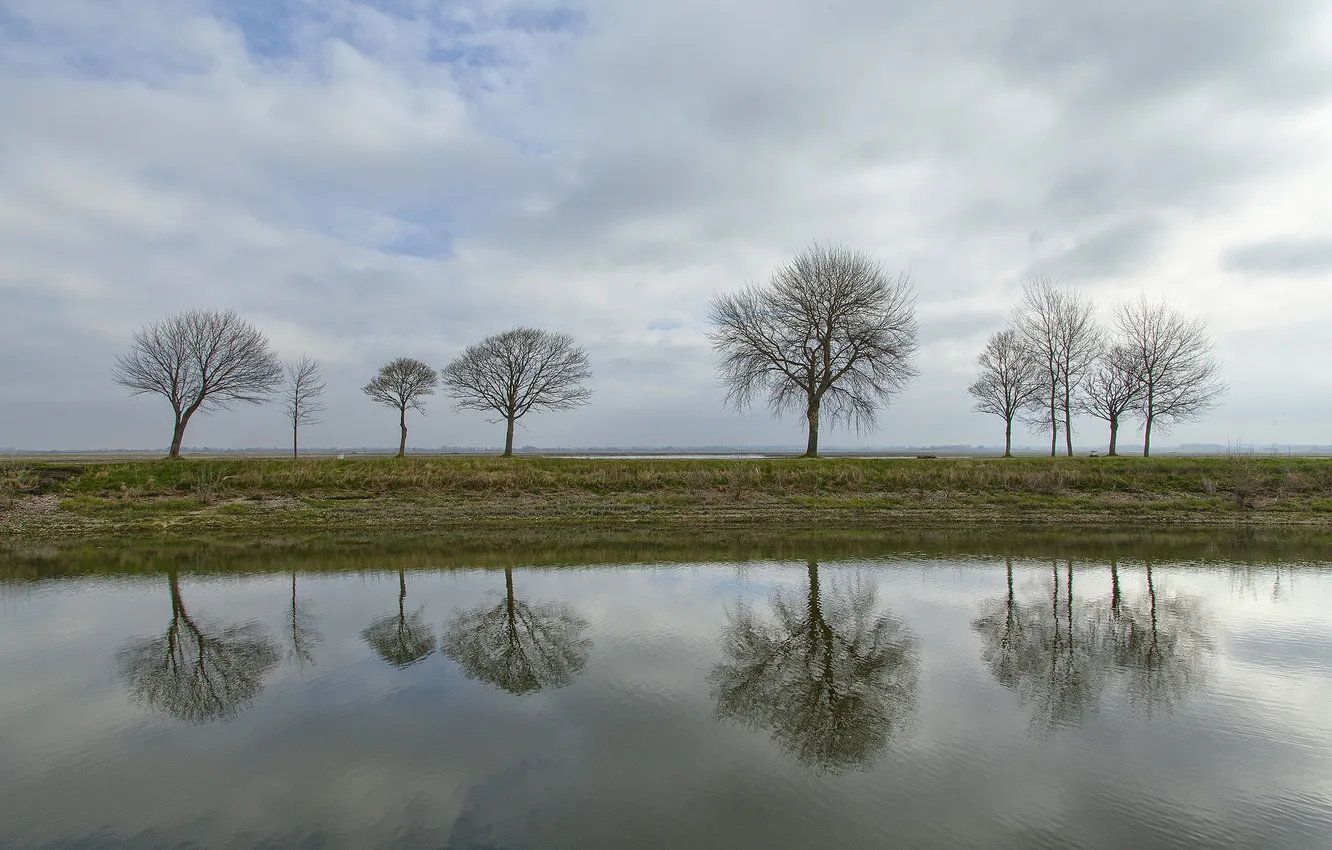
[2, 538, 1331, 848]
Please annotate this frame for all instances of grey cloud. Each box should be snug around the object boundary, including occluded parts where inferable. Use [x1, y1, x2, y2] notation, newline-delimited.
[1223, 238, 1332, 275]
[1033, 216, 1165, 282]
[993, 0, 1332, 106]
[2, 0, 1331, 450]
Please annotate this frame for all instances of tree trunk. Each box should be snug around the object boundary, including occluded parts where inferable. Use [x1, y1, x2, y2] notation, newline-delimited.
[293, 421, 299, 459]
[1048, 390, 1058, 457]
[504, 416, 516, 457]
[1066, 560, 1074, 652]
[806, 560, 822, 624]
[505, 567, 516, 630]
[1110, 561, 1121, 618]
[804, 401, 820, 458]
[168, 409, 194, 459]
[1107, 415, 1119, 457]
[398, 408, 408, 458]
[1063, 387, 1074, 457]
[1142, 415, 1153, 458]
[1004, 418, 1013, 458]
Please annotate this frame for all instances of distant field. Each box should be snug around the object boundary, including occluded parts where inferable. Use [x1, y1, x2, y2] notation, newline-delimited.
[2, 455, 1330, 543]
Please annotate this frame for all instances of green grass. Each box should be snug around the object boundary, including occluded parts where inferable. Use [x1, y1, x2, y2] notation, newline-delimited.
[35, 455, 1332, 499]
[4, 455, 1329, 543]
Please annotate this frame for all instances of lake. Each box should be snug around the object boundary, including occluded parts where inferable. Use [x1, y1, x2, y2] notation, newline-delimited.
[2, 538, 1331, 848]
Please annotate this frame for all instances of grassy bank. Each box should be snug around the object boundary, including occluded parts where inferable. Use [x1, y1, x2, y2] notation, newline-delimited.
[4, 525, 1330, 582]
[2, 455, 1330, 543]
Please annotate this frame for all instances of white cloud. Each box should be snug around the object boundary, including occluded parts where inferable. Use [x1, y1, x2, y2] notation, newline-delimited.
[2, 0, 1331, 450]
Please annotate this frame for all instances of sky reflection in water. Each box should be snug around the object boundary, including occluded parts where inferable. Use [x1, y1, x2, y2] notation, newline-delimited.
[1, 555, 1331, 849]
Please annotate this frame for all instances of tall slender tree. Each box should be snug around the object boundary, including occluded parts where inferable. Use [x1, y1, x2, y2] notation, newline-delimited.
[440, 328, 593, 457]
[112, 309, 282, 458]
[1114, 296, 1227, 457]
[708, 242, 919, 458]
[967, 328, 1043, 457]
[362, 358, 438, 458]
[1012, 277, 1102, 457]
[282, 354, 326, 458]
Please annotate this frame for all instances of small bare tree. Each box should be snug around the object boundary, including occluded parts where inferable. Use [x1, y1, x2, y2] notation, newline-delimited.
[1115, 296, 1227, 457]
[282, 354, 326, 459]
[1079, 344, 1143, 456]
[112, 309, 282, 459]
[1012, 276, 1102, 457]
[362, 358, 438, 458]
[967, 328, 1043, 457]
[708, 242, 919, 458]
[440, 327, 593, 457]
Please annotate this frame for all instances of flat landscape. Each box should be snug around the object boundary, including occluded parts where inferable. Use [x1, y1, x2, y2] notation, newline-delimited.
[4, 455, 1330, 547]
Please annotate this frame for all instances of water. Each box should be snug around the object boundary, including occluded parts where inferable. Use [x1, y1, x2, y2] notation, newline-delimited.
[2, 541, 1331, 849]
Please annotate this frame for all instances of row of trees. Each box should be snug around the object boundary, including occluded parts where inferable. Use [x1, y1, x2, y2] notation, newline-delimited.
[968, 277, 1226, 457]
[112, 312, 593, 458]
[118, 561, 1214, 772]
[111, 243, 1223, 458]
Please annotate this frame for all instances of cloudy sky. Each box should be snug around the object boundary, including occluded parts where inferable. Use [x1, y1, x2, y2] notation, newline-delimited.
[2, 0, 1330, 452]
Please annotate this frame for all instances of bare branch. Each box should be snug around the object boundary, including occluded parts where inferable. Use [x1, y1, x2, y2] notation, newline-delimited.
[1114, 295, 1227, 457]
[111, 309, 282, 458]
[707, 242, 919, 457]
[440, 328, 593, 456]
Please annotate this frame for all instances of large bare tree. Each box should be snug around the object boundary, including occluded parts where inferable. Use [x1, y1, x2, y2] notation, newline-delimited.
[1079, 344, 1143, 456]
[1012, 276, 1102, 457]
[362, 357, 438, 458]
[282, 354, 326, 459]
[439, 327, 593, 457]
[967, 328, 1043, 457]
[1114, 296, 1227, 457]
[708, 242, 919, 458]
[112, 309, 283, 459]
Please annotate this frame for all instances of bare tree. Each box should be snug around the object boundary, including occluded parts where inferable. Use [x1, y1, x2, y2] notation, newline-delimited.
[282, 354, 326, 459]
[1079, 345, 1143, 456]
[112, 309, 282, 459]
[440, 328, 593, 457]
[1012, 276, 1102, 456]
[708, 242, 919, 458]
[1115, 295, 1227, 457]
[967, 328, 1043, 457]
[362, 358, 438, 458]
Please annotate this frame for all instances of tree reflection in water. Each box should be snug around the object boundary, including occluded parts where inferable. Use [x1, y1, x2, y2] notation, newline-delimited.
[1111, 563, 1212, 717]
[117, 568, 281, 724]
[284, 569, 321, 671]
[442, 567, 591, 695]
[362, 568, 436, 668]
[709, 560, 918, 773]
[973, 559, 1213, 732]
[973, 560, 1104, 735]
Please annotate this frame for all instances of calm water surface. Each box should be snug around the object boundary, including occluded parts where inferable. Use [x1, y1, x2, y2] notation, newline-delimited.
[2, 546, 1331, 849]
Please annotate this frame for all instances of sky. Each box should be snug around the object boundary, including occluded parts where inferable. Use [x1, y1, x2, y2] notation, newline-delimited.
[1, 0, 1330, 452]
